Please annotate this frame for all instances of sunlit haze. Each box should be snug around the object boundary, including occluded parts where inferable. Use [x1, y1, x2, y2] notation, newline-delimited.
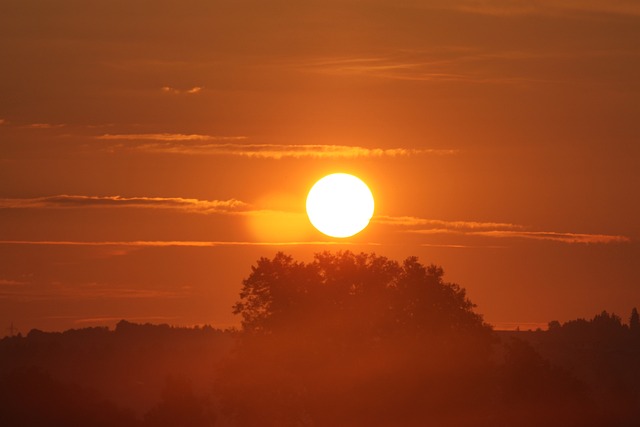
[0, 0, 638, 335]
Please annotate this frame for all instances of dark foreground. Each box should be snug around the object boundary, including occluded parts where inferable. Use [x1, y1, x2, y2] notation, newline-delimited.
[1, 252, 639, 426]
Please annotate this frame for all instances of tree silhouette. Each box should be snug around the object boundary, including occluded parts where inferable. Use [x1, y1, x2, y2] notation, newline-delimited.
[0, 366, 138, 427]
[233, 251, 491, 340]
[224, 251, 496, 426]
[630, 307, 639, 335]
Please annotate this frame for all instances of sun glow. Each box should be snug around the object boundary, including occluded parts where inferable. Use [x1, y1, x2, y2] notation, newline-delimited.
[306, 173, 374, 238]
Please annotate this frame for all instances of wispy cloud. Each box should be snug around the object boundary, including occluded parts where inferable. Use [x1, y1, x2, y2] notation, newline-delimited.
[376, 215, 521, 230]
[97, 133, 246, 142]
[435, 0, 640, 17]
[407, 227, 630, 244]
[420, 243, 507, 249]
[297, 54, 559, 84]
[26, 123, 65, 129]
[0, 279, 27, 286]
[0, 195, 248, 214]
[466, 230, 631, 244]
[297, 46, 640, 86]
[379, 214, 630, 245]
[0, 240, 378, 247]
[161, 86, 203, 95]
[0, 282, 187, 301]
[96, 133, 455, 158]
[118, 141, 455, 158]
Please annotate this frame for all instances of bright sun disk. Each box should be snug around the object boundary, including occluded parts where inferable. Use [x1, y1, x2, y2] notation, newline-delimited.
[306, 173, 374, 238]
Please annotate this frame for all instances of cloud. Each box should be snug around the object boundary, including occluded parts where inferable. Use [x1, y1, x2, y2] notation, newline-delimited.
[97, 133, 246, 142]
[376, 215, 521, 230]
[467, 230, 631, 244]
[26, 123, 65, 129]
[407, 227, 630, 244]
[120, 141, 455, 158]
[0, 279, 27, 286]
[415, 0, 640, 17]
[299, 56, 475, 82]
[161, 86, 203, 95]
[379, 214, 630, 244]
[0, 119, 5, 125]
[296, 46, 639, 87]
[0, 282, 187, 301]
[0, 240, 375, 247]
[420, 243, 507, 249]
[97, 133, 455, 158]
[0, 195, 248, 214]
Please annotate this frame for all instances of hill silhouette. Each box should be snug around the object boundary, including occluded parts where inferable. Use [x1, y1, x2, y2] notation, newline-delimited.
[1, 251, 638, 426]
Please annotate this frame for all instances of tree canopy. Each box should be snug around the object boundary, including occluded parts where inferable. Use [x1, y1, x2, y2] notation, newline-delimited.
[233, 251, 490, 341]
[225, 251, 496, 426]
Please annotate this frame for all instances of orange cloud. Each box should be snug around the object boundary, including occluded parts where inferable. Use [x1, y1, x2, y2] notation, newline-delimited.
[0, 195, 248, 214]
[96, 133, 455, 158]
[402, 0, 640, 16]
[0, 240, 378, 248]
[376, 215, 521, 230]
[26, 123, 65, 129]
[408, 228, 630, 244]
[161, 86, 203, 94]
[468, 230, 631, 244]
[0, 281, 188, 302]
[97, 133, 246, 141]
[380, 214, 630, 244]
[127, 142, 455, 158]
[0, 279, 27, 286]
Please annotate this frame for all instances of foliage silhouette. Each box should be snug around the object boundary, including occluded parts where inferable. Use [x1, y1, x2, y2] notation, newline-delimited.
[630, 307, 639, 334]
[0, 366, 138, 427]
[225, 251, 496, 426]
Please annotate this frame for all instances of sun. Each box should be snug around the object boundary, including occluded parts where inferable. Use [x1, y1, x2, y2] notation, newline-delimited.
[306, 173, 375, 238]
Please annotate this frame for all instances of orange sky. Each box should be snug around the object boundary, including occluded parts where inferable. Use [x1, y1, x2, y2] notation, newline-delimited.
[1, 0, 638, 334]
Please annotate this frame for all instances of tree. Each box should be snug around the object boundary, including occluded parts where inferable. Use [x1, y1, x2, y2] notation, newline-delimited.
[224, 251, 496, 426]
[233, 251, 491, 340]
[630, 307, 639, 334]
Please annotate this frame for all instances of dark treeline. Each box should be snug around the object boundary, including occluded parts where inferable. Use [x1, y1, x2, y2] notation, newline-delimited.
[1, 251, 639, 426]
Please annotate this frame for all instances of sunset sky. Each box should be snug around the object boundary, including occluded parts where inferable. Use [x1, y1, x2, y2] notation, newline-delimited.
[1, 0, 638, 334]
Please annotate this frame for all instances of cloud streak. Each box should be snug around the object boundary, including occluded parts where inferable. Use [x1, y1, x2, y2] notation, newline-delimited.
[161, 86, 203, 95]
[0, 282, 187, 301]
[0, 279, 27, 286]
[26, 123, 65, 129]
[0, 195, 248, 214]
[375, 215, 522, 230]
[96, 134, 454, 158]
[117, 141, 454, 158]
[378, 215, 630, 244]
[407, 227, 630, 244]
[434, 0, 640, 17]
[97, 133, 246, 142]
[0, 240, 375, 247]
[466, 230, 631, 244]
[297, 47, 639, 87]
